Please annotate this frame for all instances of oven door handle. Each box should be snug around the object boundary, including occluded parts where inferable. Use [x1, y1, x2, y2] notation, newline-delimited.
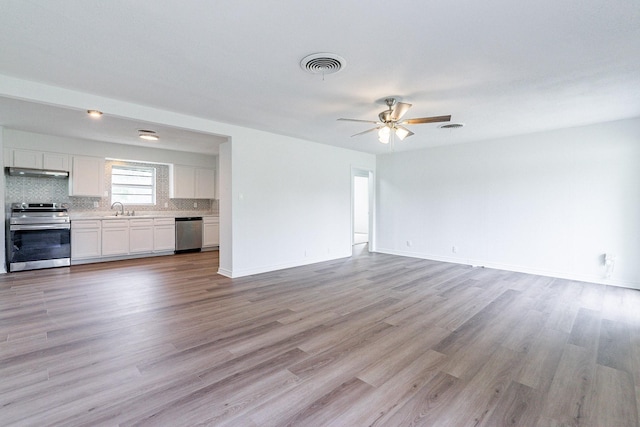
[10, 223, 71, 231]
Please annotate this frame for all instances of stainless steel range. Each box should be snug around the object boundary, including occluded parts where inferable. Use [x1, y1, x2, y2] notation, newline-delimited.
[7, 202, 71, 272]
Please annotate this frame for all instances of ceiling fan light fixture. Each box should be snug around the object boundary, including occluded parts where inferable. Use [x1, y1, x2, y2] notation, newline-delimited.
[378, 126, 390, 144]
[138, 129, 159, 141]
[395, 126, 410, 140]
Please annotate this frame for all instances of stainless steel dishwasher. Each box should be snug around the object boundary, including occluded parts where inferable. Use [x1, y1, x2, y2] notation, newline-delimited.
[175, 217, 203, 252]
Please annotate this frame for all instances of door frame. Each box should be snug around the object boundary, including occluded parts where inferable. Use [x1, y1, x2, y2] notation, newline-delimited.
[351, 167, 375, 254]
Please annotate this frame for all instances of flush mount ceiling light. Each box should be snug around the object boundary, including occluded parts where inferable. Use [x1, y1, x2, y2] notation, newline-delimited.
[300, 52, 346, 76]
[138, 129, 159, 141]
[87, 109, 103, 118]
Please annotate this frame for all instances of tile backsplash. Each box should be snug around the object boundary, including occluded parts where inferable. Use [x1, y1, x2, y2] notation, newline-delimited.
[5, 160, 217, 214]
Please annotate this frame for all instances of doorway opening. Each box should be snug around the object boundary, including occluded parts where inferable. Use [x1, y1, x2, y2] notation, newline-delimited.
[352, 168, 373, 255]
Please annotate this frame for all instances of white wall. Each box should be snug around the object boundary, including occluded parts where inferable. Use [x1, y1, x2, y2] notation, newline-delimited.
[224, 130, 375, 277]
[218, 140, 232, 276]
[376, 117, 640, 289]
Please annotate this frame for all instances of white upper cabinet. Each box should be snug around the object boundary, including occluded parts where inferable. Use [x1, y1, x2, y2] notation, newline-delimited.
[12, 149, 41, 169]
[69, 155, 104, 197]
[8, 148, 69, 171]
[170, 164, 215, 199]
[170, 164, 196, 199]
[195, 168, 216, 199]
[42, 152, 69, 171]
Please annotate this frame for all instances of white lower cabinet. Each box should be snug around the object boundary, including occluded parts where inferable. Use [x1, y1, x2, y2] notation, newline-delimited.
[202, 216, 219, 248]
[71, 220, 102, 260]
[153, 218, 175, 252]
[102, 220, 130, 256]
[71, 216, 179, 263]
[129, 219, 155, 254]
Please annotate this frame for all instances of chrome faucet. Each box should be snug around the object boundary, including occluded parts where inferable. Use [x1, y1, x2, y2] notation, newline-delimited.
[110, 201, 125, 216]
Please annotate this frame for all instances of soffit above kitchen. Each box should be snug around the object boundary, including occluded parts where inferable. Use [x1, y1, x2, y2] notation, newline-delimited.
[0, 97, 228, 155]
[0, 1, 639, 155]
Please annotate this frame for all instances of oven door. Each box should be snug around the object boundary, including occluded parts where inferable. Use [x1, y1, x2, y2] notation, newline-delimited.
[8, 223, 71, 272]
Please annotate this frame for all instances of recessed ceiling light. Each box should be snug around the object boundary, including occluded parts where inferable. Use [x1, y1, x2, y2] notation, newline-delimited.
[87, 109, 103, 118]
[138, 129, 159, 141]
[439, 123, 464, 129]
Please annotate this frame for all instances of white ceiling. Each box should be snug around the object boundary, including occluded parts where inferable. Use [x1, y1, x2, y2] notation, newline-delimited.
[0, 0, 639, 155]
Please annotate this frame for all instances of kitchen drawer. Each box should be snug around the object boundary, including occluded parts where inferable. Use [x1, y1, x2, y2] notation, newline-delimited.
[72, 220, 101, 229]
[129, 218, 154, 227]
[102, 219, 129, 228]
[154, 218, 175, 226]
[203, 216, 219, 224]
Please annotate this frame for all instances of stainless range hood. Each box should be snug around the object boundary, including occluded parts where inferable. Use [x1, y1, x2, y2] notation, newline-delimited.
[7, 167, 69, 179]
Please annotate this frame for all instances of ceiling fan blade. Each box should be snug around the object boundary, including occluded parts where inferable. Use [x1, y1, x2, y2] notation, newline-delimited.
[395, 125, 414, 139]
[390, 102, 412, 121]
[337, 118, 379, 124]
[350, 127, 379, 137]
[401, 115, 451, 125]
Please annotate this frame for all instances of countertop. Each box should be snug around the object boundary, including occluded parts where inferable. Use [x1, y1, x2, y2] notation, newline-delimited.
[70, 211, 218, 220]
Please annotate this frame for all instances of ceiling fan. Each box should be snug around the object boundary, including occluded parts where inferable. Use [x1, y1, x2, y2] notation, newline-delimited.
[338, 98, 451, 144]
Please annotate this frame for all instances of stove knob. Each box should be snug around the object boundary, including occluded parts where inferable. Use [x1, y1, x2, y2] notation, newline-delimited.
[21, 203, 28, 210]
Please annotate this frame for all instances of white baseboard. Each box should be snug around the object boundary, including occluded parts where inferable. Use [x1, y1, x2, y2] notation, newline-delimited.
[375, 247, 639, 290]
[217, 267, 233, 278]
[221, 252, 351, 278]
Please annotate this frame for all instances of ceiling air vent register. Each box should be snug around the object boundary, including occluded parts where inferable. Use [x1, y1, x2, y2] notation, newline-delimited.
[300, 53, 346, 76]
[439, 123, 464, 129]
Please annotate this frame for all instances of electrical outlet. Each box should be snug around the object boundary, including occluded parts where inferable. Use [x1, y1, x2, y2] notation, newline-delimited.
[406, 240, 412, 247]
[164, 202, 168, 208]
[193, 202, 197, 208]
[93, 201, 99, 208]
[452, 246, 458, 253]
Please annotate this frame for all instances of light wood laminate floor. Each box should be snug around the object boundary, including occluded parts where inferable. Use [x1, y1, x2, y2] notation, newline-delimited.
[1, 250, 639, 426]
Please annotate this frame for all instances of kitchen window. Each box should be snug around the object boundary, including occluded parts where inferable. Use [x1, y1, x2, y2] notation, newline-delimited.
[111, 165, 156, 205]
